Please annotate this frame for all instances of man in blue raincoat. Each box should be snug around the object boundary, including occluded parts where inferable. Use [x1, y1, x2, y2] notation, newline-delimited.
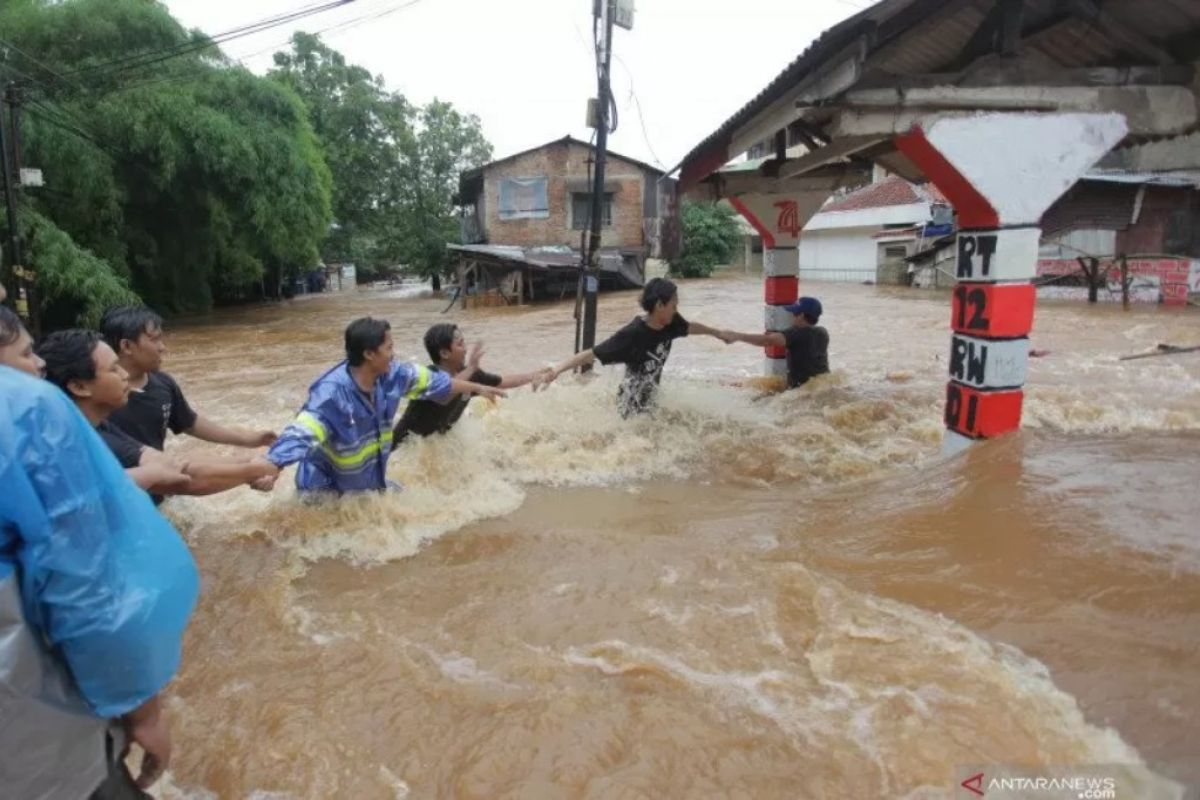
[0, 362, 199, 798]
[257, 317, 506, 494]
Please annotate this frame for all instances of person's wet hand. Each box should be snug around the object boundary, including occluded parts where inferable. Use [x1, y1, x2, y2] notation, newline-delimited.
[467, 341, 485, 370]
[123, 695, 170, 790]
[251, 429, 277, 447]
[531, 367, 555, 391]
[148, 462, 191, 491]
[248, 458, 279, 491]
[478, 385, 507, 403]
[250, 474, 278, 492]
[534, 367, 561, 391]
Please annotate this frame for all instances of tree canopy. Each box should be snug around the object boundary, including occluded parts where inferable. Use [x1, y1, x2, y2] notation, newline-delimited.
[0, 0, 493, 327]
[670, 202, 743, 278]
[270, 32, 492, 283]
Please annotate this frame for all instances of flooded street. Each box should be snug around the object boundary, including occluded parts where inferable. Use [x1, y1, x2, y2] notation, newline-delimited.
[152, 275, 1199, 798]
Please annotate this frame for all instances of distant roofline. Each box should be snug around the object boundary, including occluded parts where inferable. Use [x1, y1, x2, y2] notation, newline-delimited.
[463, 135, 667, 181]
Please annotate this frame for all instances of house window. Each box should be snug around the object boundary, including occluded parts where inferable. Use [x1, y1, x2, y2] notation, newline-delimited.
[572, 192, 613, 229]
[498, 177, 549, 220]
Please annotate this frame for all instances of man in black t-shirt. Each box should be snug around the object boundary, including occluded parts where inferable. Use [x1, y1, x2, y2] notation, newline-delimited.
[38, 329, 277, 501]
[392, 323, 551, 448]
[542, 278, 726, 416]
[37, 330, 190, 495]
[721, 296, 830, 389]
[100, 306, 277, 452]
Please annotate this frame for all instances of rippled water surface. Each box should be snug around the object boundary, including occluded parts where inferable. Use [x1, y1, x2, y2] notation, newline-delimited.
[150, 275, 1199, 798]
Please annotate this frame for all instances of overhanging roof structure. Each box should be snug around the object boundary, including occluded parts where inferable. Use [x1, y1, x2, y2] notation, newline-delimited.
[676, 0, 1200, 195]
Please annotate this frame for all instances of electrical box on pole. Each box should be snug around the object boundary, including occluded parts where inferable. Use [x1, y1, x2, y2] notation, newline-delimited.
[613, 0, 635, 30]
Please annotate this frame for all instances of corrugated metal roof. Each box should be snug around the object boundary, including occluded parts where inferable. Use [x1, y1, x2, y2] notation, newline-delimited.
[1082, 170, 1200, 188]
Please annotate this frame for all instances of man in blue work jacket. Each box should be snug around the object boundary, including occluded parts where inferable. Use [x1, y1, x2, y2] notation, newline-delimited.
[257, 316, 506, 494]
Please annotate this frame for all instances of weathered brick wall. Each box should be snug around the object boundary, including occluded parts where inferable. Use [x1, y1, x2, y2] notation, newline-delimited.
[481, 140, 646, 250]
[1036, 257, 1196, 305]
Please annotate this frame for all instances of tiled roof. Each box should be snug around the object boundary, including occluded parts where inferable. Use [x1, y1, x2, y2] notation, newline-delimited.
[822, 176, 944, 213]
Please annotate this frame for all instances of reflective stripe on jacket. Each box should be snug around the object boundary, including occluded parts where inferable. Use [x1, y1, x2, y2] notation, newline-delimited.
[267, 360, 451, 493]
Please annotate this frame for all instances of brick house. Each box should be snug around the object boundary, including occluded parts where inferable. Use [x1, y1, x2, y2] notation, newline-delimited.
[452, 136, 677, 304]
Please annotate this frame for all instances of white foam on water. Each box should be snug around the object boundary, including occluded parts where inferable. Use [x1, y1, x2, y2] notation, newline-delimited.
[558, 565, 1185, 797]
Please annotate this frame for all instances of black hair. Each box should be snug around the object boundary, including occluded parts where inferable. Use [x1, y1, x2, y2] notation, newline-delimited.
[802, 312, 819, 326]
[1, 305, 23, 347]
[99, 305, 163, 352]
[640, 277, 678, 313]
[344, 317, 391, 366]
[37, 329, 103, 394]
[424, 323, 459, 365]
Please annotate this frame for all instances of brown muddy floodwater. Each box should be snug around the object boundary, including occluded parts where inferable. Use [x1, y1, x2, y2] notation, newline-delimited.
[149, 274, 1199, 799]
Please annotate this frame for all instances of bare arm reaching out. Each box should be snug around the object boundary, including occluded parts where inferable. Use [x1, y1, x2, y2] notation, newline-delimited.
[722, 330, 787, 348]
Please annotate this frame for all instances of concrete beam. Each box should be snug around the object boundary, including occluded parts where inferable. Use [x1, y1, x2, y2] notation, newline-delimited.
[851, 64, 1195, 91]
[779, 135, 887, 179]
[717, 163, 869, 199]
[829, 85, 1198, 138]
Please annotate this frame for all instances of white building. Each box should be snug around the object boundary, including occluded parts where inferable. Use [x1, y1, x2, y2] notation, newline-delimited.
[798, 176, 949, 284]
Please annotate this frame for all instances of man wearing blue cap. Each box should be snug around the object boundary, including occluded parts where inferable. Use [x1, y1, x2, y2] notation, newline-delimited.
[721, 296, 829, 388]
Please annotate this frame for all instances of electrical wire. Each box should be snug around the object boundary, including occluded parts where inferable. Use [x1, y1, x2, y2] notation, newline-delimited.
[59, 0, 356, 82]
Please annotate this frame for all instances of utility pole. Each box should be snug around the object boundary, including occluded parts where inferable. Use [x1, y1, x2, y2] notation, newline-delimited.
[578, 0, 618, 370]
[0, 82, 37, 336]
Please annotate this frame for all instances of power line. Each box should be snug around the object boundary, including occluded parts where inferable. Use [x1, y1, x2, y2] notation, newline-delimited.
[225, 0, 417, 65]
[0, 36, 71, 86]
[61, 0, 357, 81]
[611, 54, 663, 168]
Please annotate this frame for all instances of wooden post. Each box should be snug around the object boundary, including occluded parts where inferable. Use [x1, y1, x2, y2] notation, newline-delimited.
[516, 268, 524, 306]
[457, 258, 466, 309]
[1076, 255, 1102, 304]
[1119, 254, 1130, 310]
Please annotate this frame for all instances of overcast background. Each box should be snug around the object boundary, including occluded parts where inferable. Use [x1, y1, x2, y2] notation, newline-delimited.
[162, 0, 867, 168]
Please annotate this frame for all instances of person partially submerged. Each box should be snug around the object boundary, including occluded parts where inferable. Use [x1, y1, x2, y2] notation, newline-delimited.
[541, 278, 726, 416]
[721, 296, 830, 389]
[257, 317, 506, 494]
[392, 323, 550, 448]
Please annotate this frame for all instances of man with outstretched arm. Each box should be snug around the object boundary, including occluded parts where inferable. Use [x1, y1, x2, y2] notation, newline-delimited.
[256, 317, 506, 494]
[541, 278, 726, 416]
[37, 329, 276, 500]
[720, 296, 830, 389]
[392, 323, 551, 447]
[100, 305, 277, 452]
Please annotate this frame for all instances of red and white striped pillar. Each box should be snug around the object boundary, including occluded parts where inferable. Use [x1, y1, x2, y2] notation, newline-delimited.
[729, 192, 829, 377]
[895, 112, 1128, 454]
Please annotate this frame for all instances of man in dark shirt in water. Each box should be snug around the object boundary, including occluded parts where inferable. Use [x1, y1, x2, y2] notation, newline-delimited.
[392, 323, 550, 448]
[721, 296, 830, 388]
[541, 278, 726, 416]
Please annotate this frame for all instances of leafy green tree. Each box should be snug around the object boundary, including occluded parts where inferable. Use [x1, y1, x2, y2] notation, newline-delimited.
[392, 100, 492, 289]
[271, 35, 491, 286]
[270, 33, 398, 278]
[1, 0, 332, 319]
[670, 201, 743, 278]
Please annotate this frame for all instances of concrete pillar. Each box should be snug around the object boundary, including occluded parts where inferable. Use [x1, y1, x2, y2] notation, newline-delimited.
[895, 112, 1128, 454]
[729, 191, 828, 376]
